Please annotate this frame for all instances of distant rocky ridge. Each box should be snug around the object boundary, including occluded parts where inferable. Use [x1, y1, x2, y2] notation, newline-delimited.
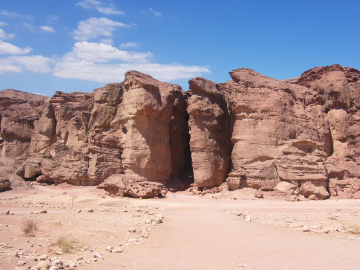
[1, 64, 360, 199]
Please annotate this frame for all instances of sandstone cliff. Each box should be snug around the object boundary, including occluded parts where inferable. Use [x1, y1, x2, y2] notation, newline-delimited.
[1, 65, 360, 199]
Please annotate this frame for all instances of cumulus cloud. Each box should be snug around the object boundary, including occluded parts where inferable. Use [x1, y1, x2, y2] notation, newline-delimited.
[0, 58, 22, 73]
[40, 26, 55, 33]
[0, 28, 14, 39]
[100, 38, 113, 45]
[53, 41, 209, 83]
[54, 60, 210, 83]
[11, 55, 53, 73]
[120, 42, 138, 48]
[0, 55, 52, 74]
[0, 40, 31, 54]
[76, 0, 124, 15]
[73, 17, 130, 41]
[63, 41, 152, 63]
[148, 8, 162, 17]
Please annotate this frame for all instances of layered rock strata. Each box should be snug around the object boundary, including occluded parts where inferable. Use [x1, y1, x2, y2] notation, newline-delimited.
[1, 65, 360, 199]
[5, 71, 189, 187]
[187, 77, 230, 188]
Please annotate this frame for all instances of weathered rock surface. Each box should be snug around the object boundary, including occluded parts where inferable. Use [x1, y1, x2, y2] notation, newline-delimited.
[97, 174, 166, 198]
[222, 68, 331, 199]
[1, 65, 360, 199]
[0, 90, 49, 158]
[187, 77, 230, 188]
[0, 176, 10, 191]
[2, 71, 189, 188]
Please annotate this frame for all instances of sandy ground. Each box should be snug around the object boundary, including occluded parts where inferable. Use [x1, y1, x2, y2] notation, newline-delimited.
[1, 185, 360, 270]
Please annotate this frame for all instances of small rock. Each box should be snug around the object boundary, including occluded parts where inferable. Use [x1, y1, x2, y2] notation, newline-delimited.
[37, 261, 50, 269]
[127, 238, 137, 244]
[77, 209, 81, 213]
[87, 209, 94, 213]
[93, 253, 103, 260]
[254, 190, 264, 198]
[38, 254, 48, 261]
[106, 246, 114, 251]
[111, 248, 124, 253]
[245, 216, 252, 222]
[128, 228, 136, 233]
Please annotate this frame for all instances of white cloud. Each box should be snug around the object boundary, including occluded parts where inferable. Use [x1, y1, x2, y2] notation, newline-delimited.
[0, 29, 14, 39]
[12, 55, 53, 73]
[0, 55, 52, 74]
[54, 60, 210, 83]
[76, 0, 124, 15]
[47, 15, 59, 21]
[100, 38, 113, 45]
[120, 42, 138, 48]
[23, 23, 36, 31]
[65, 41, 152, 63]
[0, 40, 31, 54]
[53, 41, 209, 83]
[73, 17, 130, 41]
[0, 10, 32, 20]
[0, 22, 8, 26]
[0, 58, 22, 73]
[148, 8, 162, 17]
[40, 26, 55, 33]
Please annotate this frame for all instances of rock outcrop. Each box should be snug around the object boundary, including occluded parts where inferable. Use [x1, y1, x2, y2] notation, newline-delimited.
[1, 64, 360, 199]
[222, 68, 331, 199]
[0, 90, 49, 158]
[97, 174, 166, 198]
[6, 71, 189, 187]
[187, 77, 230, 188]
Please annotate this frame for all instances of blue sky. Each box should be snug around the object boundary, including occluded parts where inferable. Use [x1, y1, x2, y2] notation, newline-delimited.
[0, 0, 359, 96]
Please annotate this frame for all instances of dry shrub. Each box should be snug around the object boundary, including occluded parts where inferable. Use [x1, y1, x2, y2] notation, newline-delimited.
[21, 219, 37, 236]
[56, 236, 73, 253]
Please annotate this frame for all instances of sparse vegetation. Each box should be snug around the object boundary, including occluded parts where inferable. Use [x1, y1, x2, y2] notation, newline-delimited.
[21, 218, 38, 236]
[56, 235, 74, 253]
[328, 216, 360, 234]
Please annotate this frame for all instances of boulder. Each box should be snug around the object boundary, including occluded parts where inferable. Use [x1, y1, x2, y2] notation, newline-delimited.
[0, 177, 10, 192]
[97, 174, 166, 198]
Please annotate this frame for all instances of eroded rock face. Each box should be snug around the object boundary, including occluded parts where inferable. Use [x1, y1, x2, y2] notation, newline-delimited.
[0, 90, 49, 158]
[187, 77, 230, 188]
[293, 65, 360, 198]
[2, 71, 189, 187]
[115, 71, 187, 185]
[220, 68, 330, 199]
[1, 65, 360, 200]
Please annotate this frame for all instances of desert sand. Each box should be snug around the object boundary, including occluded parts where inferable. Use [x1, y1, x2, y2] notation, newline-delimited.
[1, 185, 360, 270]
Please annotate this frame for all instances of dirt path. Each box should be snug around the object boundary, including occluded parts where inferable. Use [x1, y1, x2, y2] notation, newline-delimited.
[1, 187, 360, 270]
[81, 195, 360, 270]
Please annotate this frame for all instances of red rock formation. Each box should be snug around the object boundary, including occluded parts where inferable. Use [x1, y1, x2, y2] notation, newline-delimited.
[1, 65, 360, 200]
[292, 65, 360, 199]
[8, 71, 189, 189]
[187, 77, 231, 188]
[0, 90, 49, 158]
[222, 68, 330, 199]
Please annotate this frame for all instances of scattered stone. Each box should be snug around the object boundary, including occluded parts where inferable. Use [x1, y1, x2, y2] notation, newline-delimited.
[254, 190, 264, 198]
[111, 248, 124, 253]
